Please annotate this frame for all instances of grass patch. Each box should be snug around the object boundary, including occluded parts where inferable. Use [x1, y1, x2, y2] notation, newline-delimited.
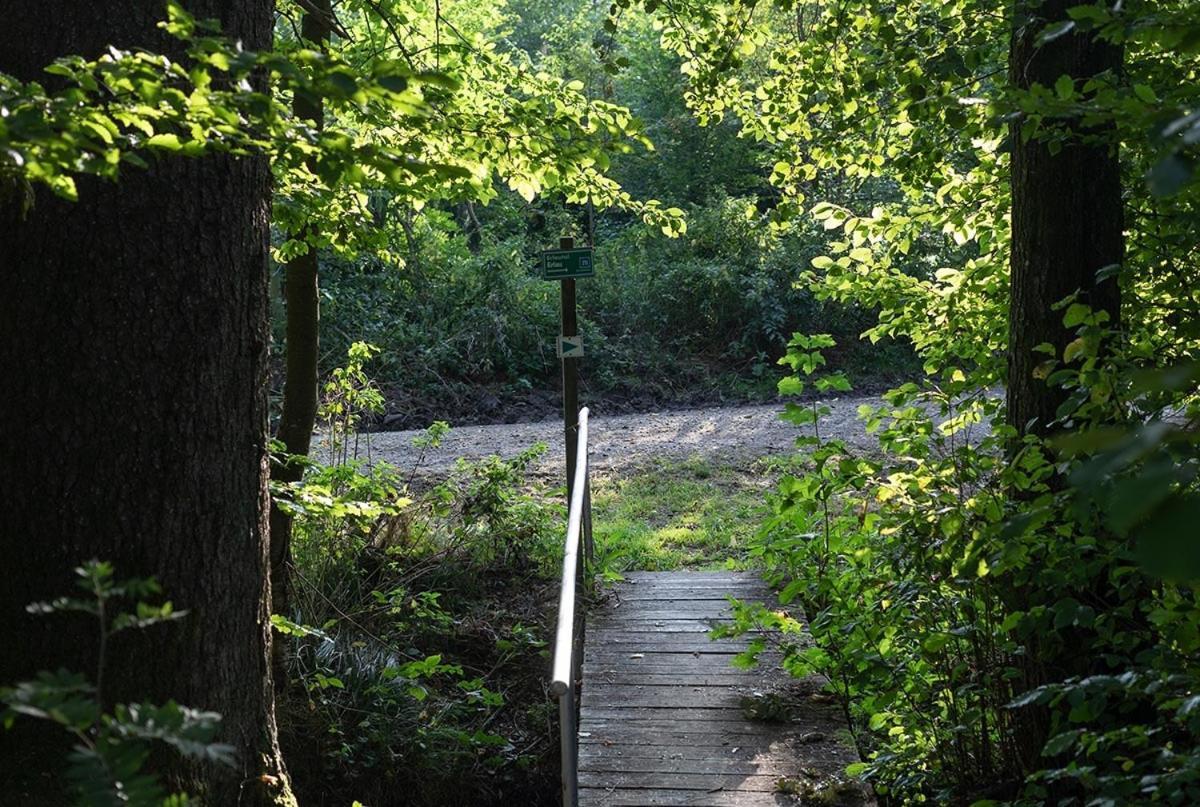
[589, 455, 781, 572]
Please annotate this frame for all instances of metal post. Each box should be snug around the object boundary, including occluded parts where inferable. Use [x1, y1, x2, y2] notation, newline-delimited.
[560, 236, 579, 507]
[582, 473, 594, 573]
[551, 409, 589, 807]
[559, 689, 577, 807]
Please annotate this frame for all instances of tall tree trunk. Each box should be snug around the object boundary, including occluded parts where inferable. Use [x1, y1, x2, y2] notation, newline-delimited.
[1007, 0, 1124, 437]
[270, 0, 330, 623]
[0, 3, 295, 804]
[1004, 0, 1126, 778]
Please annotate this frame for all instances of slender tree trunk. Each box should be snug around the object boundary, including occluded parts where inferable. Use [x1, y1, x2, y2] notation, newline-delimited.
[1007, 0, 1124, 437]
[0, 3, 295, 804]
[270, 0, 330, 623]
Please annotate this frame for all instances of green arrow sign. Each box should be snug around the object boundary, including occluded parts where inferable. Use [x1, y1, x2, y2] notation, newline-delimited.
[541, 247, 594, 280]
[557, 335, 584, 358]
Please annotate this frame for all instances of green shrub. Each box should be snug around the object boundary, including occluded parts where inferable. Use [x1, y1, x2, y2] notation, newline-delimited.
[720, 336, 1200, 805]
[294, 189, 919, 424]
[1, 562, 232, 807]
[272, 404, 564, 805]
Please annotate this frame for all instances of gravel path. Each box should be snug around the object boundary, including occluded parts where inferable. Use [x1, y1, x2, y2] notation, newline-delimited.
[352, 395, 891, 477]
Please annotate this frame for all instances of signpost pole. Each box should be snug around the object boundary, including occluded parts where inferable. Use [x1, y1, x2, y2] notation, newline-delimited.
[560, 236, 579, 507]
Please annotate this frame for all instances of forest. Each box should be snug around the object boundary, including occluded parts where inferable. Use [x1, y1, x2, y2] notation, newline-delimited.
[1, 0, 1198, 805]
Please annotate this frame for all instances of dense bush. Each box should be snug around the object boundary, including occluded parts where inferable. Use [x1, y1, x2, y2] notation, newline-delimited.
[270, 348, 565, 806]
[297, 190, 918, 426]
[723, 335, 1200, 805]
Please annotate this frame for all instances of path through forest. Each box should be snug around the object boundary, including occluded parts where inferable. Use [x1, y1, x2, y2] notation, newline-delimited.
[357, 393, 984, 476]
[360, 399, 845, 475]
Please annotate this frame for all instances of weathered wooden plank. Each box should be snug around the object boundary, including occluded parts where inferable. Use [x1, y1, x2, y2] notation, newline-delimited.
[586, 631, 751, 644]
[584, 663, 775, 679]
[586, 650, 781, 664]
[587, 661, 751, 675]
[585, 675, 779, 689]
[584, 640, 750, 652]
[583, 645, 750, 655]
[601, 588, 761, 599]
[592, 613, 732, 621]
[585, 664, 782, 680]
[621, 570, 754, 578]
[580, 722, 772, 739]
[586, 644, 752, 655]
[611, 575, 765, 584]
[579, 771, 782, 792]
[579, 739, 770, 752]
[581, 687, 762, 710]
[609, 590, 764, 601]
[579, 709, 778, 726]
[579, 787, 798, 806]
[580, 732, 781, 748]
[589, 624, 780, 637]
[607, 585, 764, 596]
[589, 621, 729, 632]
[580, 713, 844, 733]
[580, 742, 797, 761]
[585, 660, 779, 674]
[603, 591, 762, 603]
[587, 629, 740, 638]
[586, 630, 767, 643]
[607, 583, 766, 593]
[597, 602, 748, 614]
[587, 642, 747, 651]
[586, 650, 779, 663]
[579, 755, 801, 776]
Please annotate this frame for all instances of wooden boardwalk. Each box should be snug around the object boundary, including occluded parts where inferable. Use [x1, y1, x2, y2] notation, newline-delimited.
[578, 571, 870, 807]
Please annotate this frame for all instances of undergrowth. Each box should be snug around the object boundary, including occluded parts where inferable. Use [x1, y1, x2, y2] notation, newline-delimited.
[300, 193, 919, 428]
[721, 333, 1200, 805]
[270, 345, 566, 807]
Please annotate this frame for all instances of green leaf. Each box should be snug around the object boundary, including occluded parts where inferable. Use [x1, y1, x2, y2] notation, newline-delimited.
[1054, 75, 1074, 101]
[780, 403, 817, 426]
[777, 376, 805, 396]
[846, 762, 869, 777]
[1043, 730, 1080, 757]
[1062, 337, 1087, 363]
[1062, 303, 1091, 328]
[1133, 84, 1157, 104]
[815, 374, 853, 393]
[146, 133, 183, 151]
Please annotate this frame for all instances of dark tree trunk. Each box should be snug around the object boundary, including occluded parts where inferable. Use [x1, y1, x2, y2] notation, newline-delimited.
[270, 0, 330, 626]
[1004, 0, 1126, 778]
[457, 201, 483, 253]
[0, 3, 294, 804]
[1007, 0, 1124, 437]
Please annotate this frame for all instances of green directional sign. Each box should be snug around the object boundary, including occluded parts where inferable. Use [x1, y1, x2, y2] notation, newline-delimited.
[541, 247, 594, 280]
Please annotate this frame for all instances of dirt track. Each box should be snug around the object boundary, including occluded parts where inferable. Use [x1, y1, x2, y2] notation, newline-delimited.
[348, 396, 894, 477]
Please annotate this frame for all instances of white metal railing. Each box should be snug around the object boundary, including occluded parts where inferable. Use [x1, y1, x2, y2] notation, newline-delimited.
[550, 407, 593, 807]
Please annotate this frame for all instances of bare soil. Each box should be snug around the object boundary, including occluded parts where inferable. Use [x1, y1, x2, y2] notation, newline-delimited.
[353, 395, 895, 477]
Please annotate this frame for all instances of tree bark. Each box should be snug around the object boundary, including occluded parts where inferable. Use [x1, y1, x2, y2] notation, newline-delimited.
[270, 0, 330, 625]
[1004, 0, 1126, 778]
[1007, 0, 1124, 437]
[0, 3, 295, 804]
